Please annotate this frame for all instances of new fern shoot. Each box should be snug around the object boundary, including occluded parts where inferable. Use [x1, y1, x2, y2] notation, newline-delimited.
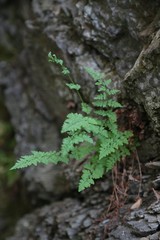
[11, 52, 133, 192]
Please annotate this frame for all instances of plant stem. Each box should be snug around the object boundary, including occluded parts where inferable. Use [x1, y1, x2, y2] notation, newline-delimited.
[68, 75, 84, 103]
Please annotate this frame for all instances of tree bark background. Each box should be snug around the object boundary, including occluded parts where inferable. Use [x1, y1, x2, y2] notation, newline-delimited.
[0, 0, 160, 239]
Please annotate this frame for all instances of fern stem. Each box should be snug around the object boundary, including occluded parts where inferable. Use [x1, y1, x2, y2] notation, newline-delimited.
[68, 75, 84, 103]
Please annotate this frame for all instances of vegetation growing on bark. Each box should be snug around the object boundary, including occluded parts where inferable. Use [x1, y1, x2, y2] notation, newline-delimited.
[11, 53, 133, 192]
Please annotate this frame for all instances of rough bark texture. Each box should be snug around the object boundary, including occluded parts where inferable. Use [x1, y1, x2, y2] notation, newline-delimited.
[0, 0, 160, 239]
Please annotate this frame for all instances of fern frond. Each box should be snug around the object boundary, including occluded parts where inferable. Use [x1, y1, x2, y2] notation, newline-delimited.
[92, 164, 104, 179]
[119, 145, 131, 157]
[103, 79, 112, 86]
[95, 79, 111, 87]
[93, 100, 108, 108]
[62, 113, 109, 140]
[107, 99, 122, 108]
[122, 130, 133, 139]
[78, 161, 104, 191]
[105, 111, 117, 122]
[81, 103, 92, 114]
[94, 110, 116, 122]
[94, 109, 109, 117]
[11, 151, 65, 170]
[61, 133, 94, 156]
[61, 113, 99, 133]
[85, 124, 109, 139]
[66, 83, 81, 90]
[48, 52, 63, 66]
[103, 144, 131, 171]
[99, 131, 132, 160]
[105, 121, 118, 133]
[85, 67, 104, 81]
[61, 113, 86, 133]
[78, 169, 94, 192]
[97, 86, 107, 92]
[48, 52, 70, 75]
[93, 99, 122, 109]
[94, 93, 106, 101]
[84, 162, 104, 179]
[105, 151, 121, 171]
[70, 143, 95, 160]
[62, 66, 70, 75]
[99, 139, 118, 159]
[106, 89, 120, 95]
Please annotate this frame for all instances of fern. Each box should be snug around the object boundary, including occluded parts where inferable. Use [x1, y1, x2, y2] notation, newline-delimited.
[10, 151, 67, 169]
[70, 143, 95, 161]
[94, 110, 117, 122]
[84, 67, 105, 81]
[99, 131, 132, 160]
[11, 53, 134, 192]
[79, 159, 104, 191]
[66, 83, 81, 90]
[106, 89, 120, 95]
[78, 169, 95, 192]
[81, 103, 92, 114]
[93, 99, 122, 108]
[61, 113, 99, 133]
[61, 133, 94, 156]
[94, 93, 107, 101]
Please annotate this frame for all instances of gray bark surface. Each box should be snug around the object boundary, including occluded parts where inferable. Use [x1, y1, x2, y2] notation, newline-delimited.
[0, 0, 160, 239]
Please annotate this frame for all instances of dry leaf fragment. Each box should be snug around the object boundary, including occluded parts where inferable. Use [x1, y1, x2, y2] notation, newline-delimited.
[152, 188, 160, 201]
[128, 174, 139, 182]
[130, 197, 142, 210]
[145, 161, 160, 169]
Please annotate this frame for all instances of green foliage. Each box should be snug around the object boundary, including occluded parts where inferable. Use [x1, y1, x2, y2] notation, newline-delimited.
[48, 52, 70, 75]
[66, 83, 81, 90]
[11, 53, 134, 192]
[81, 103, 92, 114]
[10, 151, 67, 170]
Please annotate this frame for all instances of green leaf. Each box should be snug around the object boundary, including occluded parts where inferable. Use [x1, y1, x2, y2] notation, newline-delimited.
[78, 169, 94, 192]
[61, 113, 99, 133]
[98, 86, 107, 92]
[103, 79, 112, 86]
[107, 100, 122, 108]
[70, 143, 95, 160]
[105, 111, 117, 122]
[48, 52, 70, 75]
[62, 113, 85, 133]
[81, 103, 92, 114]
[105, 121, 118, 133]
[105, 151, 121, 171]
[94, 93, 106, 101]
[84, 124, 109, 138]
[13, 56, 134, 192]
[106, 89, 120, 95]
[61, 133, 94, 156]
[48, 52, 63, 65]
[94, 110, 116, 123]
[93, 99, 122, 108]
[99, 138, 118, 159]
[92, 164, 104, 179]
[99, 131, 132, 160]
[66, 83, 81, 90]
[11, 151, 66, 170]
[62, 67, 70, 75]
[85, 67, 105, 81]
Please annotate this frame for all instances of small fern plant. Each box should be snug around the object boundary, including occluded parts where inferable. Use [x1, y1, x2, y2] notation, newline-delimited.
[11, 52, 133, 192]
